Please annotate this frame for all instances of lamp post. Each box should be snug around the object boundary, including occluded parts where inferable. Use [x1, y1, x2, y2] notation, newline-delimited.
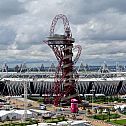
[90, 84, 95, 111]
[23, 80, 27, 122]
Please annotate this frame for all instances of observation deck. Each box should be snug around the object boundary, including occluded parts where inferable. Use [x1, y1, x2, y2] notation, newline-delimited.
[47, 34, 75, 45]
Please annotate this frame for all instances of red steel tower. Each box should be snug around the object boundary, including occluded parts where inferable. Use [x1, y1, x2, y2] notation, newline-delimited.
[45, 14, 81, 106]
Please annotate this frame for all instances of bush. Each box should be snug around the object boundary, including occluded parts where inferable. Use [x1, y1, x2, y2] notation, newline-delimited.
[0, 119, 39, 126]
[110, 113, 120, 119]
[111, 107, 116, 112]
[99, 109, 103, 114]
[37, 99, 43, 103]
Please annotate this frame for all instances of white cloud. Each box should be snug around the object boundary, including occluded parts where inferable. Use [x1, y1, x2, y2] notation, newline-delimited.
[0, 0, 26, 19]
[0, 0, 126, 66]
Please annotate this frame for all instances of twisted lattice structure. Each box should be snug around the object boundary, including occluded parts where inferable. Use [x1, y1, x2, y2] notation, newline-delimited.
[45, 14, 82, 106]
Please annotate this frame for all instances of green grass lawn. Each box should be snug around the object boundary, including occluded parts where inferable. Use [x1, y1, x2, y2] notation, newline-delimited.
[45, 116, 67, 123]
[111, 119, 126, 125]
[0, 119, 38, 126]
[92, 113, 120, 120]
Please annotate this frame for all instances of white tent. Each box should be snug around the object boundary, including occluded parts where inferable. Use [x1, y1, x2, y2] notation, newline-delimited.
[14, 110, 33, 119]
[30, 109, 53, 117]
[0, 110, 33, 121]
[114, 104, 126, 111]
[0, 110, 18, 121]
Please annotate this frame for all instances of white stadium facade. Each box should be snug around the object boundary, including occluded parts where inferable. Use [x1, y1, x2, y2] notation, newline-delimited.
[0, 71, 126, 96]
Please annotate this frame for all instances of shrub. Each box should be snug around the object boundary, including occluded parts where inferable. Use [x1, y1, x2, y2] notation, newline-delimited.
[38, 99, 43, 103]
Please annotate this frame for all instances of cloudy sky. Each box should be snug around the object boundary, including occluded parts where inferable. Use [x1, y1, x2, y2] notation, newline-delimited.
[0, 0, 126, 67]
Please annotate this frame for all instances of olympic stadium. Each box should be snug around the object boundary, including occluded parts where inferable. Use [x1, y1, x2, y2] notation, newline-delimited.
[0, 69, 126, 96]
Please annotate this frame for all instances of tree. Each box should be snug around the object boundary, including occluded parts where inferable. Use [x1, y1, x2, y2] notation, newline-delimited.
[108, 109, 110, 122]
[94, 108, 97, 114]
[99, 109, 103, 114]
[6, 115, 10, 121]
